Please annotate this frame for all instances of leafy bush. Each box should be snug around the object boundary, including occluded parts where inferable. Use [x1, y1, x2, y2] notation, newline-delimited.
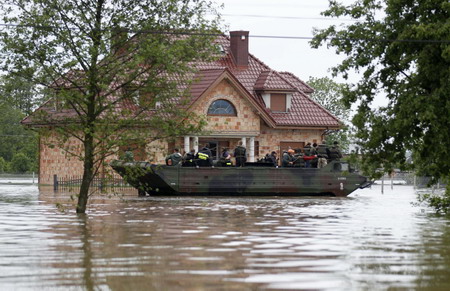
[417, 180, 450, 214]
[10, 153, 31, 173]
[0, 157, 6, 173]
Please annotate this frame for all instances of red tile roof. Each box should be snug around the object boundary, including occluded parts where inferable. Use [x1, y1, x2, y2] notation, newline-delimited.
[22, 33, 341, 129]
[278, 71, 314, 94]
[254, 70, 295, 91]
[190, 35, 341, 128]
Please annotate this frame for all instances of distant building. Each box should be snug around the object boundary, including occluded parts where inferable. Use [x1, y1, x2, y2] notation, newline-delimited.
[22, 31, 341, 185]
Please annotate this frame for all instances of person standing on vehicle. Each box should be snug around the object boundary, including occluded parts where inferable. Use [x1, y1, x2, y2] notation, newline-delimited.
[317, 143, 329, 168]
[310, 142, 318, 168]
[268, 151, 278, 167]
[329, 141, 343, 161]
[234, 141, 247, 167]
[282, 149, 295, 167]
[303, 142, 312, 168]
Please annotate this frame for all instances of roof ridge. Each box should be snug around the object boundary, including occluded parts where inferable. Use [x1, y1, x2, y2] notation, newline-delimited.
[198, 68, 226, 72]
[248, 52, 272, 71]
[276, 72, 341, 124]
[268, 70, 296, 90]
[278, 71, 314, 93]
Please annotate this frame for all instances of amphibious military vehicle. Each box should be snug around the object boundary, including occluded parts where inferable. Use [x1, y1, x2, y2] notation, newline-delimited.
[111, 160, 372, 197]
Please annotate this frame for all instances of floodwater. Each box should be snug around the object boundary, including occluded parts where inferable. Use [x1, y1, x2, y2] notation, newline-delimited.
[1, 178, 450, 290]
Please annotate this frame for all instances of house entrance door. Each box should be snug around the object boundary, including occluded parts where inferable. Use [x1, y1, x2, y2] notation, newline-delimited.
[199, 139, 231, 160]
[280, 142, 305, 154]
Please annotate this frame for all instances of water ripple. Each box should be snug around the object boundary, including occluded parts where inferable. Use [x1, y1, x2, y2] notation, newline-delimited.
[0, 181, 449, 290]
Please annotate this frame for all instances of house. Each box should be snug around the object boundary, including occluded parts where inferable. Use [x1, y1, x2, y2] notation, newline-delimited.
[23, 30, 341, 185]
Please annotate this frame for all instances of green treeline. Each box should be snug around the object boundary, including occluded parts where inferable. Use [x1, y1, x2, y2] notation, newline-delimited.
[0, 76, 39, 173]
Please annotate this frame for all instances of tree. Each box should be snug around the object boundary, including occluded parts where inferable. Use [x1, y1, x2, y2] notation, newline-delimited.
[307, 77, 351, 151]
[1, 0, 220, 213]
[0, 74, 40, 115]
[0, 103, 38, 170]
[10, 152, 31, 173]
[0, 157, 7, 173]
[311, 0, 450, 211]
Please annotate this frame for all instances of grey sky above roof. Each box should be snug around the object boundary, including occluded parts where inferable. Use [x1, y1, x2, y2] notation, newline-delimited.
[218, 0, 388, 109]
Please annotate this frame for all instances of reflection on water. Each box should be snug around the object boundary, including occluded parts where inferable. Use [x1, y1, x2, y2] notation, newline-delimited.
[1, 178, 450, 290]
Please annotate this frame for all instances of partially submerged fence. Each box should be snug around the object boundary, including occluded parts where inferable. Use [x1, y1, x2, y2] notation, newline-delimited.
[53, 174, 130, 191]
[376, 170, 447, 194]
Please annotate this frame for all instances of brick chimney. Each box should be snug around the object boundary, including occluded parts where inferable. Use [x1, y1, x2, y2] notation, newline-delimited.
[230, 31, 249, 67]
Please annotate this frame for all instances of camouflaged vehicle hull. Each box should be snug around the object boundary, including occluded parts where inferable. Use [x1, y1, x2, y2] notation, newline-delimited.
[111, 160, 372, 197]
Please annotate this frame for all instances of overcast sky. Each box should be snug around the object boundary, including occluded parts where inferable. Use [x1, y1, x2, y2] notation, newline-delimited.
[218, 1, 349, 79]
[217, 0, 389, 108]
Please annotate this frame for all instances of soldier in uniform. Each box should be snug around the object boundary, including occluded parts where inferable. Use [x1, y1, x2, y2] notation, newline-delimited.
[267, 151, 278, 167]
[234, 141, 247, 167]
[292, 148, 304, 167]
[329, 141, 343, 161]
[317, 143, 329, 168]
[310, 142, 318, 168]
[303, 142, 312, 168]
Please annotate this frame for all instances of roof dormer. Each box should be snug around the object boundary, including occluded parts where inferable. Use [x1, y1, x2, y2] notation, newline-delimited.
[261, 92, 293, 113]
[255, 70, 295, 113]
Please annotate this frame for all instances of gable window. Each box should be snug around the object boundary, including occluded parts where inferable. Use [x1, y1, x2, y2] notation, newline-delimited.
[207, 99, 237, 116]
[270, 93, 287, 112]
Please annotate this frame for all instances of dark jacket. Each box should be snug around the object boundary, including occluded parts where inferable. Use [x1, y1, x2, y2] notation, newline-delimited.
[303, 145, 311, 156]
[234, 145, 246, 158]
[219, 150, 232, 167]
[166, 152, 182, 166]
[317, 144, 329, 159]
[329, 146, 343, 161]
[196, 147, 213, 166]
[267, 154, 277, 167]
[234, 145, 247, 167]
[282, 152, 294, 167]
[183, 152, 196, 167]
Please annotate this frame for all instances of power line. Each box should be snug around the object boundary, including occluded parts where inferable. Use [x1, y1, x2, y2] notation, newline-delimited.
[221, 13, 359, 22]
[0, 23, 449, 44]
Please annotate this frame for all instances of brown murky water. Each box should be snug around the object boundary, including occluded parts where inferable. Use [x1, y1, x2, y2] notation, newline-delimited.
[1, 177, 450, 290]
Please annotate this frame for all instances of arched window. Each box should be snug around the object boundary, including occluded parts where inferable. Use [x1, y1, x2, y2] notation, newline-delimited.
[207, 99, 237, 116]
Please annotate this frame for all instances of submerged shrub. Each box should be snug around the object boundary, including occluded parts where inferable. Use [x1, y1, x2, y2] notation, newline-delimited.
[418, 179, 450, 214]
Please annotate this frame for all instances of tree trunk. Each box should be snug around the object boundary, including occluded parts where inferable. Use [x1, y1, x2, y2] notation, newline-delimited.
[77, 134, 95, 213]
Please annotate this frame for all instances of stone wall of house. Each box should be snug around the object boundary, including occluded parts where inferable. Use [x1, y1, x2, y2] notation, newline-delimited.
[39, 135, 84, 185]
[38, 77, 329, 178]
[256, 123, 323, 158]
[39, 134, 124, 185]
[190, 79, 261, 134]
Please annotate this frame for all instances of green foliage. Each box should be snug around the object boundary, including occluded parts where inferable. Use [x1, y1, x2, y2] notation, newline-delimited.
[0, 75, 41, 115]
[307, 77, 351, 151]
[0, 157, 6, 173]
[10, 152, 31, 173]
[311, 1, 450, 194]
[417, 179, 450, 214]
[0, 0, 220, 212]
[0, 103, 38, 172]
